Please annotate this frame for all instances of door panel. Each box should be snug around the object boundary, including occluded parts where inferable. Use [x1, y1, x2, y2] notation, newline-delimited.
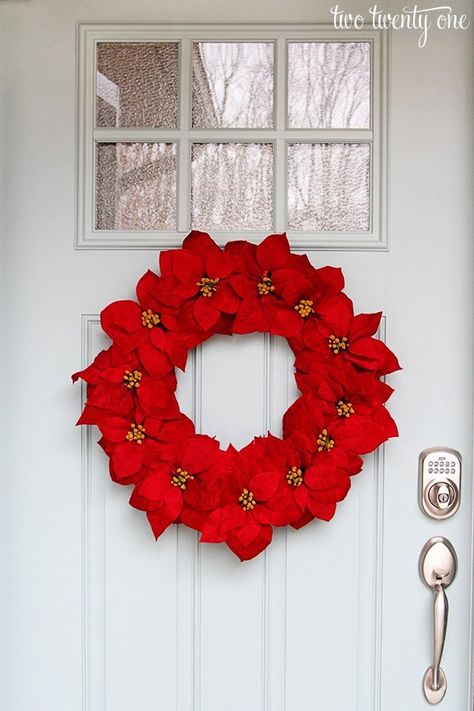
[1, 2, 472, 711]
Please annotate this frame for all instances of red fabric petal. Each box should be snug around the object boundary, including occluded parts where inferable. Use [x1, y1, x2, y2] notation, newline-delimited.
[163, 333, 188, 371]
[313, 266, 345, 296]
[138, 341, 173, 377]
[256, 233, 290, 271]
[249, 470, 281, 501]
[226, 523, 273, 561]
[347, 337, 401, 375]
[211, 281, 241, 314]
[271, 269, 314, 304]
[182, 435, 220, 473]
[350, 312, 382, 340]
[316, 293, 354, 333]
[204, 246, 233, 279]
[270, 305, 303, 337]
[337, 408, 398, 453]
[144, 414, 195, 442]
[111, 442, 143, 481]
[183, 230, 215, 253]
[291, 511, 314, 530]
[233, 295, 268, 334]
[171, 248, 202, 282]
[100, 300, 143, 348]
[135, 468, 169, 501]
[137, 379, 176, 411]
[146, 509, 173, 539]
[136, 270, 170, 312]
[307, 499, 337, 521]
[193, 297, 221, 331]
[200, 505, 246, 542]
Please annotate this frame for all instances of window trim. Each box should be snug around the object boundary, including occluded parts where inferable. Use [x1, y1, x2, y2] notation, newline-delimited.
[76, 23, 389, 251]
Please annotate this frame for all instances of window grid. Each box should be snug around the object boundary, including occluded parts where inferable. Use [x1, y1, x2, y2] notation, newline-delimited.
[77, 25, 387, 250]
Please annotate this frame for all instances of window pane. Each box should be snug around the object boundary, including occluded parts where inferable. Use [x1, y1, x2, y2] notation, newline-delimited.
[191, 143, 273, 230]
[192, 43, 274, 128]
[287, 143, 370, 231]
[96, 143, 176, 230]
[288, 42, 370, 129]
[96, 43, 178, 127]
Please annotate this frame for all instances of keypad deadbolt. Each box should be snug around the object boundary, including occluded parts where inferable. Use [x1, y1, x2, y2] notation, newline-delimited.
[419, 448, 461, 520]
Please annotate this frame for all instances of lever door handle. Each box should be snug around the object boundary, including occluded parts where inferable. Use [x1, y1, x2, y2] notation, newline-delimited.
[432, 583, 448, 692]
[419, 537, 457, 704]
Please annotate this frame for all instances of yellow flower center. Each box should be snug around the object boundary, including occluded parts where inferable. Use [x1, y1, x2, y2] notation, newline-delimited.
[257, 274, 275, 296]
[328, 335, 349, 353]
[141, 309, 161, 329]
[239, 488, 257, 511]
[125, 423, 146, 444]
[286, 466, 304, 487]
[123, 369, 142, 389]
[294, 299, 314, 318]
[171, 467, 194, 490]
[336, 400, 355, 418]
[317, 429, 335, 452]
[197, 276, 219, 297]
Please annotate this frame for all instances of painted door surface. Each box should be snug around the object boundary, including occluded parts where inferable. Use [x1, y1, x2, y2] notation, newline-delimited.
[1, 2, 472, 711]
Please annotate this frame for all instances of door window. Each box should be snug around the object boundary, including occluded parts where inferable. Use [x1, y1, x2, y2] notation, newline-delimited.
[77, 26, 387, 249]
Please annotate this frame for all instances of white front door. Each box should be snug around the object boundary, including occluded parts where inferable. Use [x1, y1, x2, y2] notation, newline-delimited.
[1, 2, 472, 711]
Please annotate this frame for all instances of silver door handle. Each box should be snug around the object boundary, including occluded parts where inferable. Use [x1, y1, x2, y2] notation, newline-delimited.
[432, 583, 448, 692]
[419, 537, 457, 704]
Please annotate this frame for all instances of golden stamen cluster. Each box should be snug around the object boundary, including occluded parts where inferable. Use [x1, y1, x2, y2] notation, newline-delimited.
[294, 299, 314, 318]
[286, 466, 304, 487]
[123, 369, 142, 389]
[336, 400, 355, 418]
[328, 335, 349, 353]
[126, 423, 146, 444]
[197, 276, 219, 297]
[171, 467, 194, 490]
[317, 429, 335, 452]
[141, 308, 161, 329]
[239, 488, 257, 511]
[257, 275, 275, 296]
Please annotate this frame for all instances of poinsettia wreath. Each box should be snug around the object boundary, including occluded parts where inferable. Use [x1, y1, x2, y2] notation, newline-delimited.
[73, 231, 400, 561]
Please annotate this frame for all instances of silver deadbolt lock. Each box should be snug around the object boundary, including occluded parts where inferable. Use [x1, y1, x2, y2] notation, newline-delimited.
[419, 448, 461, 519]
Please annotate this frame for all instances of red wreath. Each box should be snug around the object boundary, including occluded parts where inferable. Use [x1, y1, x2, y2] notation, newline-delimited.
[73, 232, 400, 561]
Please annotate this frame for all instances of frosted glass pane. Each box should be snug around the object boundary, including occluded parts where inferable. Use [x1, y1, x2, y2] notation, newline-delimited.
[287, 143, 370, 231]
[192, 42, 274, 128]
[191, 143, 273, 230]
[96, 43, 178, 127]
[96, 143, 176, 230]
[288, 42, 370, 128]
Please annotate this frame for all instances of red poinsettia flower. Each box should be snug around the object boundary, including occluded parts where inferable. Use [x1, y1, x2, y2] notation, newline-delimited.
[283, 392, 398, 465]
[267, 262, 345, 339]
[72, 344, 178, 424]
[159, 231, 241, 339]
[256, 434, 353, 529]
[129, 435, 231, 539]
[100, 270, 188, 371]
[200, 438, 302, 561]
[97, 412, 195, 485]
[291, 292, 401, 376]
[295, 357, 395, 415]
[226, 233, 314, 335]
